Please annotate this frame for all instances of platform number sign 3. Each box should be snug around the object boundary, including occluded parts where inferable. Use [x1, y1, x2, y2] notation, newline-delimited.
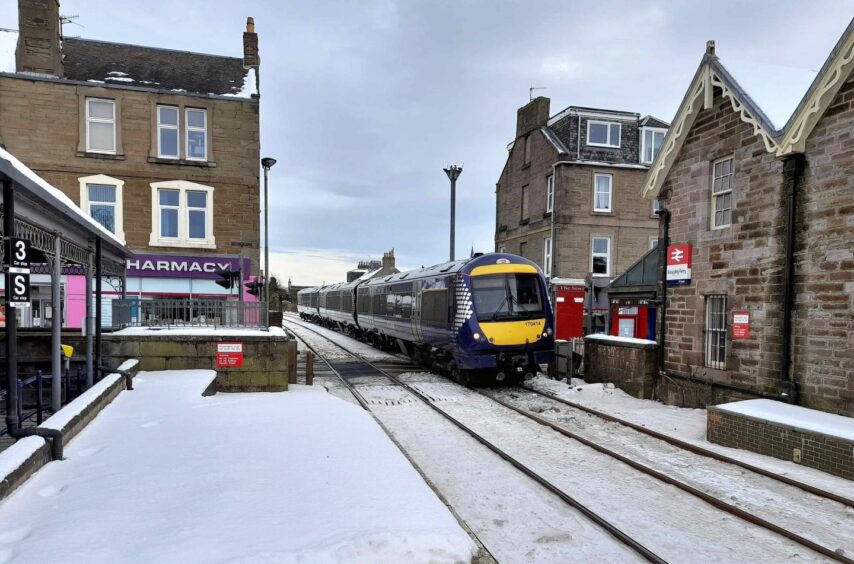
[4, 237, 32, 306]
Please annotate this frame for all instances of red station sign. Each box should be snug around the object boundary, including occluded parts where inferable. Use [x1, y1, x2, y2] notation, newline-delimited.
[666, 243, 692, 285]
[216, 342, 244, 368]
[732, 312, 750, 340]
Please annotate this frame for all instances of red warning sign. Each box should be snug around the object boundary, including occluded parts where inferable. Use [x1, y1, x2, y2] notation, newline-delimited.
[216, 342, 244, 368]
[732, 312, 750, 340]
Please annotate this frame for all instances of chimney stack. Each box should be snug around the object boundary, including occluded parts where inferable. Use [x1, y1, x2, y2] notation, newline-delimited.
[516, 96, 550, 138]
[243, 16, 259, 68]
[16, 0, 64, 76]
[382, 249, 395, 271]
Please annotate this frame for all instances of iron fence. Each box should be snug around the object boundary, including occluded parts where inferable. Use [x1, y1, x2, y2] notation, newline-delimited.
[111, 298, 268, 329]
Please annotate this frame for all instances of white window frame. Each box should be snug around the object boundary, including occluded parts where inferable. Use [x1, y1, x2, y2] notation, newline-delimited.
[650, 236, 659, 250]
[586, 120, 621, 148]
[497, 245, 506, 253]
[157, 105, 180, 159]
[590, 236, 611, 277]
[651, 197, 662, 217]
[546, 174, 554, 213]
[149, 180, 216, 249]
[85, 98, 116, 154]
[711, 156, 734, 229]
[593, 173, 613, 213]
[543, 236, 552, 277]
[185, 107, 208, 161]
[78, 174, 125, 244]
[640, 127, 667, 164]
[705, 295, 727, 369]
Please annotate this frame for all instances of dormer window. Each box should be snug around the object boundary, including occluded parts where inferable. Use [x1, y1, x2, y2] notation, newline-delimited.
[587, 120, 621, 148]
[641, 128, 667, 163]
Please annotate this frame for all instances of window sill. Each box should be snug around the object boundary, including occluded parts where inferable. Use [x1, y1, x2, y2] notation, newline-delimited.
[543, 211, 552, 218]
[586, 143, 621, 149]
[591, 273, 610, 278]
[519, 218, 530, 226]
[521, 162, 531, 169]
[147, 157, 217, 168]
[77, 151, 125, 161]
[592, 210, 614, 216]
[148, 237, 217, 250]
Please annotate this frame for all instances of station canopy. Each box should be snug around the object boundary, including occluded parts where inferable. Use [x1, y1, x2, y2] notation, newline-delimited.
[0, 146, 131, 274]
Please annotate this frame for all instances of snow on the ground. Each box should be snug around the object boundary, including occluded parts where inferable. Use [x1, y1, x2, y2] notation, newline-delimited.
[283, 316, 400, 362]
[412, 379, 826, 562]
[716, 398, 854, 441]
[113, 326, 286, 337]
[0, 437, 43, 483]
[0, 370, 476, 563]
[528, 376, 854, 499]
[39, 374, 121, 432]
[365, 374, 643, 562]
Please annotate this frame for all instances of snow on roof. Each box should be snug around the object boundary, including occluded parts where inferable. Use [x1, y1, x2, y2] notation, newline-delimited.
[0, 145, 126, 248]
[585, 334, 657, 346]
[0, 370, 477, 562]
[113, 326, 286, 337]
[715, 399, 854, 441]
[721, 58, 818, 130]
[0, 28, 17, 74]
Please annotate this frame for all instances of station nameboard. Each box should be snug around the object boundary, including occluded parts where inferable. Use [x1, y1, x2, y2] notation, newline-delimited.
[666, 243, 692, 285]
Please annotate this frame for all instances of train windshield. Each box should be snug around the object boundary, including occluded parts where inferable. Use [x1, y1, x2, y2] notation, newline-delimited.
[470, 274, 544, 321]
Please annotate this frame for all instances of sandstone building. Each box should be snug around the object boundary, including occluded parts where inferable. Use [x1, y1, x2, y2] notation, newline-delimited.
[495, 97, 667, 337]
[0, 0, 261, 327]
[643, 28, 854, 415]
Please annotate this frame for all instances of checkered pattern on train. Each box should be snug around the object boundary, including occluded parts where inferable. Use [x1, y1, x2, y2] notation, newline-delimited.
[453, 282, 473, 332]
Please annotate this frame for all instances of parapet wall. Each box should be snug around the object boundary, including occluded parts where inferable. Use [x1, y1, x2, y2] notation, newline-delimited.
[102, 330, 295, 392]
[583, 335, 657, 399]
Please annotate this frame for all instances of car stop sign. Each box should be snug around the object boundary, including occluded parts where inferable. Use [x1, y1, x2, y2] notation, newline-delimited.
[4, 237, 31, 307]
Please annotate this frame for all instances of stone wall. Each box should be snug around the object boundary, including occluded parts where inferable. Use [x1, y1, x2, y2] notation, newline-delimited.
[0, 74, 261, 270]
[707, 407, 853, 480]
[583, 336, 657, 399]
[102, 333, 295, 392]
[794, 73, 854, 415]
[657, 87, 787, 400]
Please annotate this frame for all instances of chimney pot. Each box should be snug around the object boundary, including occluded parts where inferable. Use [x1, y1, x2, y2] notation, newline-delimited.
[246, 17, 255, 33]
[706, 40, 716, 56]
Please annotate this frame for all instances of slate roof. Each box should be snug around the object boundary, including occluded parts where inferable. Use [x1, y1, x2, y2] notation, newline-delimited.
[61, 37, 253, 97]
[639, 115, 670, 129]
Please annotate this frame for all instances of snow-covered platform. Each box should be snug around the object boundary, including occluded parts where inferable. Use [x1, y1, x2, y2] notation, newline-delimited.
[0, 370, 476, 563]
[708, 399, 854, 480]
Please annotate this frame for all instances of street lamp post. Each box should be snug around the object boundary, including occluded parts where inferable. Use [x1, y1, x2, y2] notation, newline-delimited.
[261, 157, 277, 309]
[443, 165, 462, 262]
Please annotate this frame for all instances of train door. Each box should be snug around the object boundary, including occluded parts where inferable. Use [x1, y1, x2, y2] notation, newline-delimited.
[553, 284, 584, 340]
[411, 280, 424, 344]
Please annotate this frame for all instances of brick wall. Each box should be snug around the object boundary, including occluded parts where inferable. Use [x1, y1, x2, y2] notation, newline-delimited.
[794, 74, 854, 415]
[0, 75, 261, 270]
[583, 336, 657, 399]
[658, 87, 787, 400]
[707, 407, 854, 480]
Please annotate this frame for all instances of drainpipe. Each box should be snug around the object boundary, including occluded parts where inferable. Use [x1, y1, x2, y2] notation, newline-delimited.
[780, 154, 805, 403]
[549, 163, 559, 280]
[3, 178, 63, 460]
[654, 206, 670, 381]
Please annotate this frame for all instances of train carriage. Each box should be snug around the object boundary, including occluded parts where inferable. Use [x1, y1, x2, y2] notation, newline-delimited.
[298, 252, 554, 385]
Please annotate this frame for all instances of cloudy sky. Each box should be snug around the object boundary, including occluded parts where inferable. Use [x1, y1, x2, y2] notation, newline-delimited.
[3, 1, 852, 285]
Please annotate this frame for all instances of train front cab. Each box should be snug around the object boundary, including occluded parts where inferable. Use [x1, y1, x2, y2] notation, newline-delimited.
[455, 256, 554, 383]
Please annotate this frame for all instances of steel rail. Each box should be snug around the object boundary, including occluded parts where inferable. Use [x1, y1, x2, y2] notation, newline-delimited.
[282, 318, 668, 564]
[522, 385, 854, 508]
[480, 389, 853, 564]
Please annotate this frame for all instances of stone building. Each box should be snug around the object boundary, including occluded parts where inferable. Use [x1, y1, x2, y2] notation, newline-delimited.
[642, 27, 854, 416]
[495, 97, 667, 337]
[346, 249, 399, 282]
[0, 0, 261, 327]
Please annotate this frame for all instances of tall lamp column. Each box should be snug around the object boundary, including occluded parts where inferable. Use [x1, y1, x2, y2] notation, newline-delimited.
[261, 157, 277, 309]
[443, 165, 462, 262]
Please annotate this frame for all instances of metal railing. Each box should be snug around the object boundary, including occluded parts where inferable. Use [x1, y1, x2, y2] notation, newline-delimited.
[111, 298, 268, 329]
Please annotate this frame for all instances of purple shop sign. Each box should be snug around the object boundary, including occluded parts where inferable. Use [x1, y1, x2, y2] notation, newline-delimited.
[126, 254, 251, 280]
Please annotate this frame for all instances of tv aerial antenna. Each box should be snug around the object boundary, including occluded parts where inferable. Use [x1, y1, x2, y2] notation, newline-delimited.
[529, 86, 546, 101]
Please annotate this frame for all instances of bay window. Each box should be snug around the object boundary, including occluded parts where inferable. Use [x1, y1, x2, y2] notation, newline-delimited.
[641, 128, 666, 163]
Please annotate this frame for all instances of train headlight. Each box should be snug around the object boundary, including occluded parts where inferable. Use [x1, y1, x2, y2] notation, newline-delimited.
[545, 327, 553, 337]
[473, 332, 481, 340]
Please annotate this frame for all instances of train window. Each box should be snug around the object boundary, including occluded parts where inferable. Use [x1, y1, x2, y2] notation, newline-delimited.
[343, 292, 353, 313]
[421, 288, 449, 323]
[357, 289, 370, 314]
[372, 290, 386, 316]
[400, 294, 413, 319]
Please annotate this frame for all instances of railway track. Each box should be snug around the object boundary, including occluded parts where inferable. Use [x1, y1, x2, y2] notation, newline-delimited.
[282, 316, 665, 563]
[283, 316, 853, 563]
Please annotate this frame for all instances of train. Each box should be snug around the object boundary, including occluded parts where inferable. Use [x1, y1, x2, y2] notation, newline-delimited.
[297, 252, 555, 385]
